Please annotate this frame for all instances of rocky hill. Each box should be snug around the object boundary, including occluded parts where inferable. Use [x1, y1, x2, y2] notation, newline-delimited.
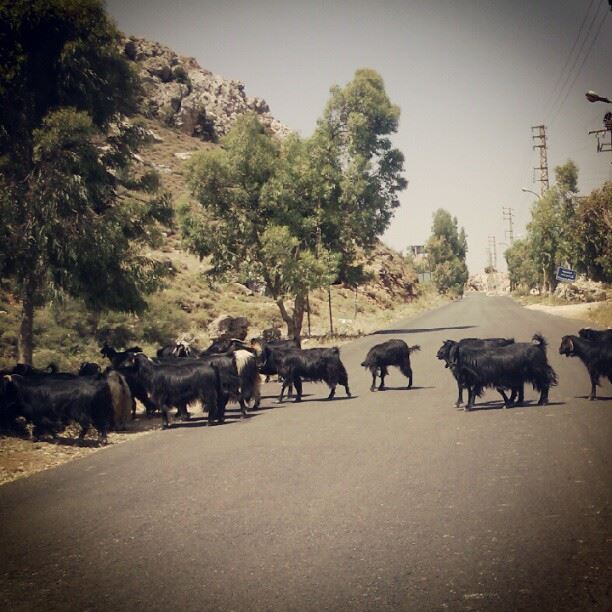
[122, 36, 291, 142]
[0, 34, 421, 369]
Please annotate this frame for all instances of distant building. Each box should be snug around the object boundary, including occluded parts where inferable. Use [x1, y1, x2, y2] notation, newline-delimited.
[408, 245, 428, 266]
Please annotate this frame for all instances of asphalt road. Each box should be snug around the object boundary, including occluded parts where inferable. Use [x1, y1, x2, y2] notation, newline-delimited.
[0, 294, 610, 611]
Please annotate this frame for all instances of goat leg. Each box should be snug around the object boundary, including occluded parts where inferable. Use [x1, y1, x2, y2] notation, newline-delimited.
[496, 387, 511, 408]
[293, 377, 303, 402]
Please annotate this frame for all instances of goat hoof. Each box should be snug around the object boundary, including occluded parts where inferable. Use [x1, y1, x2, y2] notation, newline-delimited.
[370, 386, 375, 392]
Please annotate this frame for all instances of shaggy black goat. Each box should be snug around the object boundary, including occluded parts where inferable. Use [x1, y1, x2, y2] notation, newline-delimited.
[126, 354, 219, 428]
[100, 343, 143, 368]
[0, 374, 113, 442]
[201, 338, 252, 356]
[559, 335, 612, 400]
[199, 349, 261, 421]
[578, 328, 612, 343]
[277, 347, 351, 403]
[255, 339, 301, 383]
[456, 334, 557, 410]
[157, 341, 193, 359]
[100, 345, 158, 417]
[436, 337, 515, 406]
[79, 362, 102, 376]
[361, 339, 420, 391]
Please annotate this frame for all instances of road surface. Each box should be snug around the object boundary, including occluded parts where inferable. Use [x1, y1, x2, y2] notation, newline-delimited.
[0, 294, 610, 611]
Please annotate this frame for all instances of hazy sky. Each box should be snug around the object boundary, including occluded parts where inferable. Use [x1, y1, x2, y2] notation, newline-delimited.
[105, 0, 612, 273]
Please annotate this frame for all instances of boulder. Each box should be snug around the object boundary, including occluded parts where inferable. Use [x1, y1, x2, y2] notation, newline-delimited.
[207, 314, 249, 340]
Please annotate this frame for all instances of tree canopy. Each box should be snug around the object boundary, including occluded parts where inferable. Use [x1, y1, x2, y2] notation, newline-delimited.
[425, 209, 468, 295]
[181, 69, 407, 339]
[505, 161, 611, 292]
[0, 0, 171, 363]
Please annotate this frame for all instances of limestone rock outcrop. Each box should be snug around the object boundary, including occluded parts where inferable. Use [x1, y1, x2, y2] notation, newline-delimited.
[122, 36, 291, 142]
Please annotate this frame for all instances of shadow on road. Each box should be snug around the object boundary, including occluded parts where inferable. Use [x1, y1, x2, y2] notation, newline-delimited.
[366, 385, 436, 391]
[276, 395, 357, 405]
[576, 395, 612, 401]
[369, 325, 476, 336]
[166, 413, 260, 428]
[463, 399, 566, 412]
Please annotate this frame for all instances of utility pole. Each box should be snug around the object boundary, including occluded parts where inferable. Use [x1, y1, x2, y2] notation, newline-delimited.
[588, 112, 612, 164]
[531, 125, 550, 195]
[488, 236, 497, 270]
[502, 207, 515, 244]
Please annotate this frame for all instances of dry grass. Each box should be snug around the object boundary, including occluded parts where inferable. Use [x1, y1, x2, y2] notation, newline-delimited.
[588, 301, 612, 328]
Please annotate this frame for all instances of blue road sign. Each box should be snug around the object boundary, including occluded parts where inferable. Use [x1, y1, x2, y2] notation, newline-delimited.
[556, 267, 577, 282]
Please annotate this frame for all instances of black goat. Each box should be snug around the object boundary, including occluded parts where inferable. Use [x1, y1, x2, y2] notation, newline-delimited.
[100, 345, 158, 417]
[79, 362, 102, 376]
[0, 374, 113, 443]
[437, 337, 515, 406]
[126, 353, 219, 428]
[201, 338, 252, 356]
[255, 339, 301, 384]
[199, 349, 260, 421]
[559, 335, 612, 400]
[277, 347, 351, 403]
[157, 341, 193, 359]
[100, 343, 143, 368]
[578, 328, 612, 343]
[457, 334, 557, 410]
[11, 363, 59, 376]
[361, 339, 420, 391]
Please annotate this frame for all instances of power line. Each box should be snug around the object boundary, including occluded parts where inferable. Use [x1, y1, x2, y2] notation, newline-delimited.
[550, 3, 609, 125]
[544, 0, 598, 116]
[548, 1, 603, 118]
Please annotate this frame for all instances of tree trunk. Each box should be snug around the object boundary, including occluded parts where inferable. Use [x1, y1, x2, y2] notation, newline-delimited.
[276, 298, 297, 341]
[292, 293, 306, 342]
[275, 294, 306, 342]
[17, 277, 36, 365]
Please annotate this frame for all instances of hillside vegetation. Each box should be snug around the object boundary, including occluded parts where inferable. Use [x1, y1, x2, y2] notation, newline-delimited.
[0, 105, 424, 370]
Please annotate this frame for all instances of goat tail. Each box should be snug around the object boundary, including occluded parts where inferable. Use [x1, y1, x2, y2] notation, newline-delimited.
[409, 345, 421, 353]
[361, 357, 374, 369]
[532, 333, 547, 352]
[547, 364, 558, 387]
[239, 355, 261, 404]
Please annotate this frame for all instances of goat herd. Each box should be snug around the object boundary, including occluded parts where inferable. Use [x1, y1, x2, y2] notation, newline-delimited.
[0, 327, 610, 446]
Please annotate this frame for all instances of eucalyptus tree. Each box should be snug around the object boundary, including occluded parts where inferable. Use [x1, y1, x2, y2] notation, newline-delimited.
[182, 69, 407, 340]
[0, 0, 172, 363]
[181, 115, 338, 340]
[425, 209, 468, 295]
[312, 68, 407, 280]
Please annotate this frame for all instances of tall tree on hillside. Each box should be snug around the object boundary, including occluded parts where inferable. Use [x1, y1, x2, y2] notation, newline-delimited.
[425, 209, 468, 295]
[182, 69, 407, 340]
[0, 0, 172, 363]
[181, 116, 339, 340]
[574, 181, 612, 282]
[312, 68, 407, 280]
